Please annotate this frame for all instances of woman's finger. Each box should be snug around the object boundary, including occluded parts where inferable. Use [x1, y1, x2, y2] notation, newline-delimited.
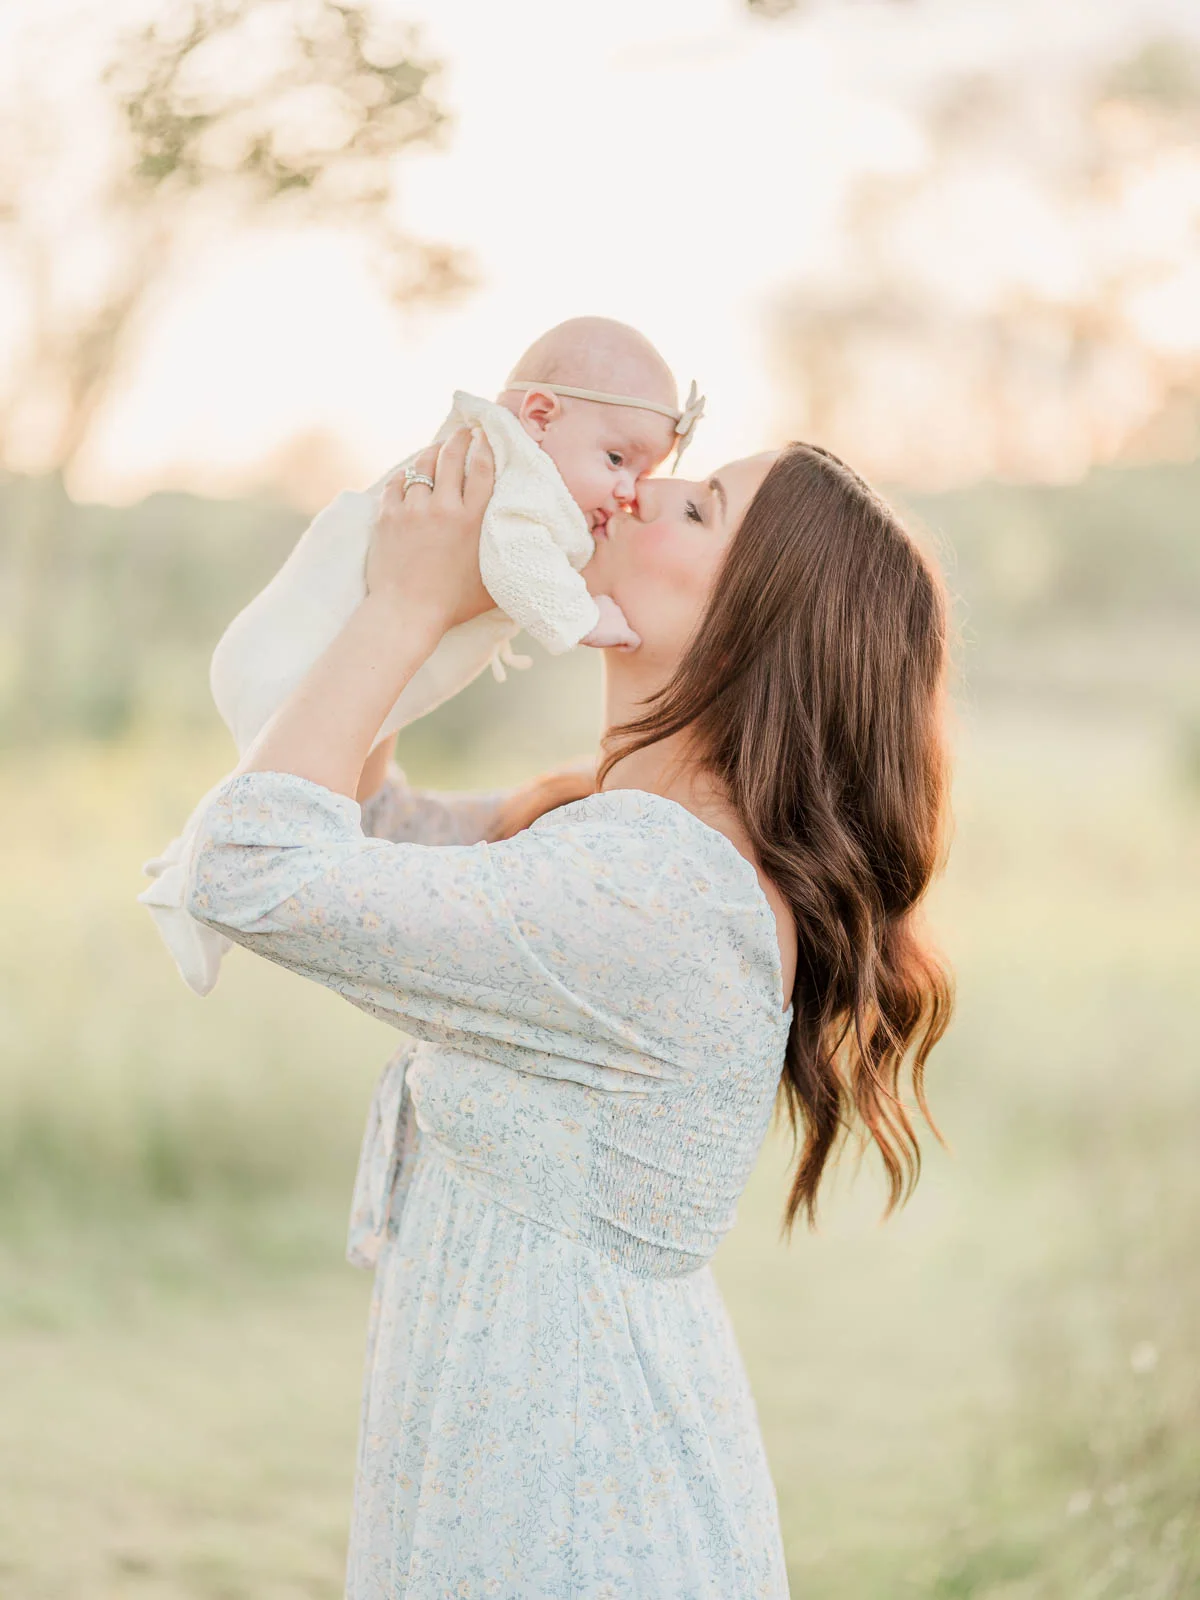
[404, 444, 440, 500]
[433, 428, 472, 503]
[464, 431, 495, 515]
[383, 444, 437, 515]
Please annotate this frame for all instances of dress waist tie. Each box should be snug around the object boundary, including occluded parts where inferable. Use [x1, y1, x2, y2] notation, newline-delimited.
[346, 1040, 420, 1269]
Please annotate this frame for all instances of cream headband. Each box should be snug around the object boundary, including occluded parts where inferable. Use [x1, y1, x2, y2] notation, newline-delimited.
[505, 377, 706, 471]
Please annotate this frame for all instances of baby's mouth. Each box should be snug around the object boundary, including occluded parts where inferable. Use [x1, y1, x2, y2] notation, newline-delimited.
[591, 510, 611, 540]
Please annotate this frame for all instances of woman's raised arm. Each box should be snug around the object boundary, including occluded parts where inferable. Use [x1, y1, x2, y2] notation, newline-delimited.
[182, 768, 730, 1092]
[234, 430, 495, 801]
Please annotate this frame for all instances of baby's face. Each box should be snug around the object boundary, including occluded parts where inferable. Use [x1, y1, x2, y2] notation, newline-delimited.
[528, 398, 676, 538]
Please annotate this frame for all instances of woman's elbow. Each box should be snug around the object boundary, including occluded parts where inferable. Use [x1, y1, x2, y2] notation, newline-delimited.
[184, 852, 233, 931]
[183, 843, 263, 934]
[184, 835, 332, 937]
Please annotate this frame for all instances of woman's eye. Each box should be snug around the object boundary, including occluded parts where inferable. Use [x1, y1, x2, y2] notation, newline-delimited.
[607, 451, 624, 468]
[685, 500, 702, 523]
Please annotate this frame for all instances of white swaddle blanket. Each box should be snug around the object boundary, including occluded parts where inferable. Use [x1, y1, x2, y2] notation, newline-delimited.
[138, 392, 599, 995]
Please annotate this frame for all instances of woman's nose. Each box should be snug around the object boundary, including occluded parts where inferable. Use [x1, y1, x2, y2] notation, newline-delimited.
[628, 480, 656, 521]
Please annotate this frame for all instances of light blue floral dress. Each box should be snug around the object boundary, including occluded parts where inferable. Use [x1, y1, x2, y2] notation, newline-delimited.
[185, 765, 793, 1599]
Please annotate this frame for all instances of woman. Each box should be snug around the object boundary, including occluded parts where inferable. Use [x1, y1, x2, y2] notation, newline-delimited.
[185, 428, 954, 1598]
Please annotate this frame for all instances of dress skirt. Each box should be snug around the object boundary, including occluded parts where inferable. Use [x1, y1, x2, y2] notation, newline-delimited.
[346, 1146, 789, 1599]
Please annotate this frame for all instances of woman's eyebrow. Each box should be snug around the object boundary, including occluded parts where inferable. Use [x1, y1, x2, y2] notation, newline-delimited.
[708, 477, 728, 518]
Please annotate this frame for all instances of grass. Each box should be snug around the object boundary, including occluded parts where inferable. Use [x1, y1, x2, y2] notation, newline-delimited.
[1, 701, 1197, 1598]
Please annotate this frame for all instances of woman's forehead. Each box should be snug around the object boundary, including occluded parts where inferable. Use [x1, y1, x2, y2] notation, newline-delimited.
[711, 452, 778, 512]
[717, 449, 780, 479]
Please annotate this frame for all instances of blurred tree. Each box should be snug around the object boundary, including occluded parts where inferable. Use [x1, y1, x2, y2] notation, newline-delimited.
[765, 25, 1200, 488]
[0, 0, 468, 742]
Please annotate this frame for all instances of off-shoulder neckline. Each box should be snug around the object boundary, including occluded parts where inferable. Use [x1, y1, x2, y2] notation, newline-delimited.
[542, 787, 794, 1021]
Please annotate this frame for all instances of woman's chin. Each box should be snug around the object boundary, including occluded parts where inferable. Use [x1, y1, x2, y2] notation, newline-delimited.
[581, 563, 610, 600]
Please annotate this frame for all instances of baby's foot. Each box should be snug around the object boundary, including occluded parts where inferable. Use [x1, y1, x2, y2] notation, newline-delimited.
[580, 595, 641, 651]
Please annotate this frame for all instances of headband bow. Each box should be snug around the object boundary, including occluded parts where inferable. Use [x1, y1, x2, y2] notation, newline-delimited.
[670, 380, 706, 471]
[504, 377, 707, 472]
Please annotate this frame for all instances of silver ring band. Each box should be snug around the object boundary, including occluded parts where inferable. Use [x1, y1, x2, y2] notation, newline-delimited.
[402, 468, 435, 493]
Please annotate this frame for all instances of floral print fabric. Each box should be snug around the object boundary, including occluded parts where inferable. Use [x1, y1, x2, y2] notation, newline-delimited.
[185, 767, 792, 1598]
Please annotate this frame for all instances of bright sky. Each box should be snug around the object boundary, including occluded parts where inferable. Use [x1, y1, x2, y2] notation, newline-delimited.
[3, 0, 1199, 504]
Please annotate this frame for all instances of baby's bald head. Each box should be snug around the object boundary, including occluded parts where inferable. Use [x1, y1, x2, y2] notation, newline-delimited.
[503, 317, 678, 411]
[497, 317, 681, 532]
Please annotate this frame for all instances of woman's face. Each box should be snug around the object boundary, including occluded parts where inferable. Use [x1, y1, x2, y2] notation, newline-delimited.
[584, 452, 778, 671]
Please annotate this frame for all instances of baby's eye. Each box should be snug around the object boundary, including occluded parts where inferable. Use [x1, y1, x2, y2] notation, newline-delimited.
[685, 500, 703, 523]
[607, 451, 624, 468]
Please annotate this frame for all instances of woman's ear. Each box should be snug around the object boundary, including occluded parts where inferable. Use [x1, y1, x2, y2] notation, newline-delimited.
[518, 388, 562, 440]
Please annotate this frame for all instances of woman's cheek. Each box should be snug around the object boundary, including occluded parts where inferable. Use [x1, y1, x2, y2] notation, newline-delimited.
[655, 544, 716, 619]
[633, 524, 696, 587]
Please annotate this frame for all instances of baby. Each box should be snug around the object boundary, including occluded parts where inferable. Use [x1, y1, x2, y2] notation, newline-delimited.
[140, 316, 705, 995]
[495, 316, 690, 649]
[209, 316, 705, 750]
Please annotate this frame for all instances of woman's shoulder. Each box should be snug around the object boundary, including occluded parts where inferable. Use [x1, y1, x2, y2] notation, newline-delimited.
[498, 787, 791, 1019]
[528, 785, 744, 869]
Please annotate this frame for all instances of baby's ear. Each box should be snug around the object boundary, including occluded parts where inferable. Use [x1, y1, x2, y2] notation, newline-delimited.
[517, 388, 562, 439]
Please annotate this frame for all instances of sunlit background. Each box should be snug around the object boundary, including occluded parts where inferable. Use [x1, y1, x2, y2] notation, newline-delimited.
[1, 0, 1198, 1595]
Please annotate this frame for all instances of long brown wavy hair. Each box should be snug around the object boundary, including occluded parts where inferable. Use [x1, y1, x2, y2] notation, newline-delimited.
[492, 442, 955, 1233]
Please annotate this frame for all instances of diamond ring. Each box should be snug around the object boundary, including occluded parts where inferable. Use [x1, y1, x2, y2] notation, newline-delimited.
[402, 468, 435, 493]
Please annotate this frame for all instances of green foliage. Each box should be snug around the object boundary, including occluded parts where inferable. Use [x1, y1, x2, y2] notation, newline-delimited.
[1172, 706, 1200, 801]
[1103, 36, 1200, 112]
[1, 1, 465, 474]
[105, 0, 461, 292]
[0, 2, 469, 746]
[0, 474, 305, 744]
[766, 22, 1200, 490]
[2, 454, 1196, 748]
[0, 449, 1196, 1592]
[902, 460, 1200, 626]
[894, 460, 1200, 716]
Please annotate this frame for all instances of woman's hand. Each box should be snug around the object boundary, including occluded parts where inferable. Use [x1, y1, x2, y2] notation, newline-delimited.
[368, 428, 496, 632]
[235, 429, 496, 799]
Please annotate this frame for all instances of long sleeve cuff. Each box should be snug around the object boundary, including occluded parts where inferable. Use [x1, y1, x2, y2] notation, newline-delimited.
[184, 770, 364, 935]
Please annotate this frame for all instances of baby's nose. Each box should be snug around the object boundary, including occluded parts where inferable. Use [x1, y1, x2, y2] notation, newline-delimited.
[613, 469, 638, 507]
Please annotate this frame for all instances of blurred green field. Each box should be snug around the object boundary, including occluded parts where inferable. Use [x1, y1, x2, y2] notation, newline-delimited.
[1, 689, 1197, 1598]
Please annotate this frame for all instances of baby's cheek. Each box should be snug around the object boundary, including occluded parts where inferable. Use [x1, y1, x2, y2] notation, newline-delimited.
[583, 470, 617, 516]
[543, 443, 600, 513]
